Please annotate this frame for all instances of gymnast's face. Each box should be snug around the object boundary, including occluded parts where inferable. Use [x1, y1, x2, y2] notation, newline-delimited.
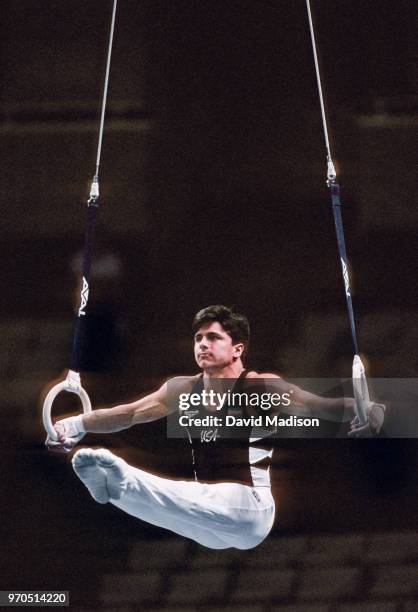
[194, 321, 244, 371]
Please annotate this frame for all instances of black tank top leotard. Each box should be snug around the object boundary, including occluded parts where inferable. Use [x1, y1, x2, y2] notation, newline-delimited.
[183, 370, 274, 486]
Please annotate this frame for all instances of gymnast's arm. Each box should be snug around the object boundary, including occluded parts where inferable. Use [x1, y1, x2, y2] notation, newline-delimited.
[47, 381, 177, 449]
[82, 383, 173, 433]
[283, 381, 356, 421]
[288, 385, 385, 435]
[251, 372, 385, 433]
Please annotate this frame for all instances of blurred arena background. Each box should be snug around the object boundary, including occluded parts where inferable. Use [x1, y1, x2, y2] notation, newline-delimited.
[1, 1, 417, 610]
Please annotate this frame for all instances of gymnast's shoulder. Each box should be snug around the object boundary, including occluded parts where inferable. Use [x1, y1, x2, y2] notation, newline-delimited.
[245, 371, 281, 379]
[161, 374, 201, 391]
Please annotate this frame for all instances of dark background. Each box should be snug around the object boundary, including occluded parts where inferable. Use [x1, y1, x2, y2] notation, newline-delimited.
[1, 0, 417, 609]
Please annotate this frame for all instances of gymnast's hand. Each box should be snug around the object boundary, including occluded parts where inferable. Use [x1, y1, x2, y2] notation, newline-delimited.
[348, 401, 386, 437]
[45, 415, 86, 453]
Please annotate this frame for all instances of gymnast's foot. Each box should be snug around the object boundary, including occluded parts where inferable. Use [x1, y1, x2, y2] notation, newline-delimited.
[72, 448, 128, 504]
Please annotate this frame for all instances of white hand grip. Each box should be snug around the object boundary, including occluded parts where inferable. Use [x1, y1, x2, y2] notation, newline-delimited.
[43, 370, 92, 440]
[352, 355, 370, 426]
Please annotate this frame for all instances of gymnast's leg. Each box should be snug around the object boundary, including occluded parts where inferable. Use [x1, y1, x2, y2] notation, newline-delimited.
[72, 448, 275, 549]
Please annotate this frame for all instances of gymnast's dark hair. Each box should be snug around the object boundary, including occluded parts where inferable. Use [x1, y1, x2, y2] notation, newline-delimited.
[192, 305, 250, 352]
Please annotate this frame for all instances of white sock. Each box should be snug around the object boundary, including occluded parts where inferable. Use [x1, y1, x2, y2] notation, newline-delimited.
[72, 448, 129, 504]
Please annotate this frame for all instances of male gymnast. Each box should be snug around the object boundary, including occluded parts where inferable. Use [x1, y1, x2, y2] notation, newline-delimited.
[46, 305, 385, 550]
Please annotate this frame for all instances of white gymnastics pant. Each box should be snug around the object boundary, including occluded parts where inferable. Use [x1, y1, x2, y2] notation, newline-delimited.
[75, 450, 275, 550]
